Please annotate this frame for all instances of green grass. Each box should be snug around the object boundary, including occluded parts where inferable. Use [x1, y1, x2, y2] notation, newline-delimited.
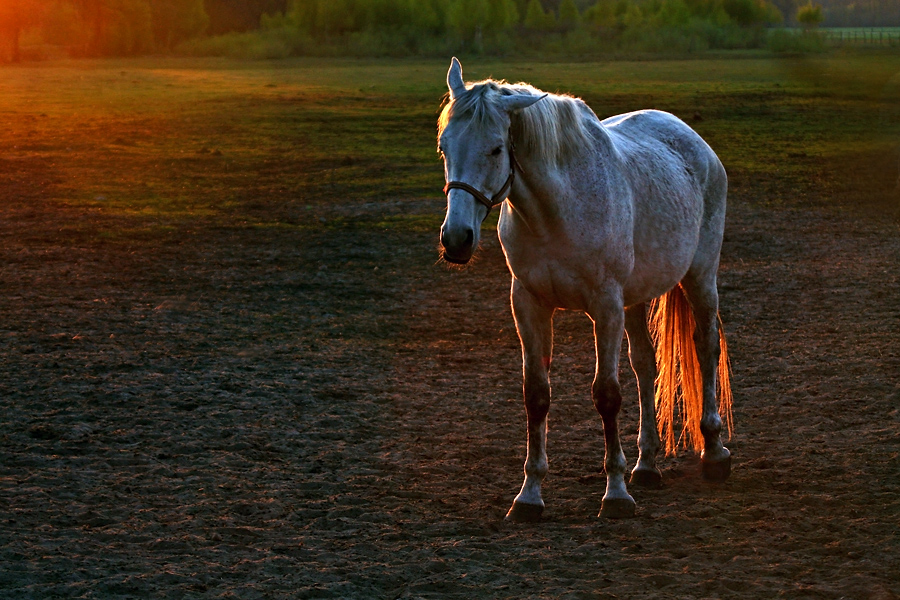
[2, 53, 898, 239]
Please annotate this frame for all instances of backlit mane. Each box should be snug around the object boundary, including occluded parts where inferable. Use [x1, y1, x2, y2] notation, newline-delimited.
[438, 79, 594, 165]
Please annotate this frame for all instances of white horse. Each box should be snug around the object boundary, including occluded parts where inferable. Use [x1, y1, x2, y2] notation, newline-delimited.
[438, 58, 734, 521]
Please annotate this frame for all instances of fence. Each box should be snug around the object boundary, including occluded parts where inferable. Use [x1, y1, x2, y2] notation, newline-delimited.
[819, 28, 900, 47]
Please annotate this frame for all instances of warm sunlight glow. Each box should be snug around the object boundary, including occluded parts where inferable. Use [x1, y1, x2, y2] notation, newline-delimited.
[1, 0, 50, 62]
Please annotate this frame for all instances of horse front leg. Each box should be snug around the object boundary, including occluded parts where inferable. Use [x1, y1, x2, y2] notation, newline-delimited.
[591, 296, 635, 518]
[505, 278, 554, 523]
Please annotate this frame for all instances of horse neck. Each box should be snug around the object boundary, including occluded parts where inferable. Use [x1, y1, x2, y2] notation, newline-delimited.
[508, 130, 610, 233]
[504, 152, 562, 238]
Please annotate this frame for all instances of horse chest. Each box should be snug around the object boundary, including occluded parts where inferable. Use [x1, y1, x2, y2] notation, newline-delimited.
[502, 240, 605, 310]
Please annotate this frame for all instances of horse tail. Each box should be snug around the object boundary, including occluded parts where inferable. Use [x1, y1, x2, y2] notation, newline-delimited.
[649, 285, 733, 456]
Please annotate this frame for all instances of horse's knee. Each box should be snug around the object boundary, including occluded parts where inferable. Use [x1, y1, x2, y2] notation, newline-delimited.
[592, 377, 622, 416]
[524, 375, 551, 420]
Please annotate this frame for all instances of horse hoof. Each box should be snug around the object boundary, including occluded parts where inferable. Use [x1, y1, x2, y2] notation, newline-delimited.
[505, 501, 543, 523]
[630, 468, 662, 489]
[599, 496, 636, 519]
[702, 455, 732, 481]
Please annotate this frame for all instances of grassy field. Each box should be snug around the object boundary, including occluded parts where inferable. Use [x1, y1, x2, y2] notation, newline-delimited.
[3, 53, 899, 235]
[1, 54, 899, 598]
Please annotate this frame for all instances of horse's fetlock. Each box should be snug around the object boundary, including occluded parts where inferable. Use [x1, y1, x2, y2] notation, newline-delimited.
[700, 414, 722, 437]
[605, 452, 628, 475]
[639, 430, 661, 454]
[528, 458, 549, 479]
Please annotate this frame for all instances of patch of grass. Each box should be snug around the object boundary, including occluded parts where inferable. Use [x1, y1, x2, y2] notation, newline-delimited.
[1, 54, 898, 244]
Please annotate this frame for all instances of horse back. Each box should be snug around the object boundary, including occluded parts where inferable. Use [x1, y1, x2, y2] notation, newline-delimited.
[599, 110, 727, 305]
[601, 109, 723, 196]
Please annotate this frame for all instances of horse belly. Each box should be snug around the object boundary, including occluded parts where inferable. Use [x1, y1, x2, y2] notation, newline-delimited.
[623, 198, 703, 306]
[622, 253, 691, 307]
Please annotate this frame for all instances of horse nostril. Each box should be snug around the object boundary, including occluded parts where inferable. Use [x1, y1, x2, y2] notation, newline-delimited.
[440, 227, 475, 252]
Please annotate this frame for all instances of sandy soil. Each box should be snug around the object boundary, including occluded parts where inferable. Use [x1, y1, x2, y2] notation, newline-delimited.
[1, 182, 898, 598]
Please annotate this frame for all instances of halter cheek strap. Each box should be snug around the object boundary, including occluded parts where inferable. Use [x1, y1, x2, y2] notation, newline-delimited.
[443, 137, 521, 216]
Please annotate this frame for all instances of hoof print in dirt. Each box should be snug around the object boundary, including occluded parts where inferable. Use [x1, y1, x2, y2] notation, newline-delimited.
[701, 455, 732, 482]
[630, 468, 662, 489]
[599, 496, 636, 519]
[505, 501, 544, 523]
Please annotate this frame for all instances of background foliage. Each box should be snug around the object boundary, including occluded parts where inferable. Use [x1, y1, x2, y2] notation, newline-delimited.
[0, 0, 898, 60]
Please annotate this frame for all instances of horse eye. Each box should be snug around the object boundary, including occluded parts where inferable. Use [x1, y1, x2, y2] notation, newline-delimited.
[491, 146, 502, 156]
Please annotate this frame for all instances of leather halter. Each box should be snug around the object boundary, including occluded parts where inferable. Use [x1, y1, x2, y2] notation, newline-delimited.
[442, 136, 521, 216]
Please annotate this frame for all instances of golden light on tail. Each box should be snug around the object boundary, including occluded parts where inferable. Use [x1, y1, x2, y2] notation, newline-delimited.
[716, 313, 734, 446]
[649, 286, 734, 455]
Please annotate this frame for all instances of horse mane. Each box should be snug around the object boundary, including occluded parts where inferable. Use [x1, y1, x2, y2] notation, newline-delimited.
[438, 79, 594, 166]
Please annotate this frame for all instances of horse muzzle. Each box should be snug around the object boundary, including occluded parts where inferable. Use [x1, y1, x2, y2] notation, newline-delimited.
[440, 226, 475, 264]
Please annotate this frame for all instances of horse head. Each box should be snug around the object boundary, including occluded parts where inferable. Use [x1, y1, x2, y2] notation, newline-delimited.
[437, 57, 544, 264]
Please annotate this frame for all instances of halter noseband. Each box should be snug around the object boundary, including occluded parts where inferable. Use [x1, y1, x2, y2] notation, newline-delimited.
[442, 136, 521, 216]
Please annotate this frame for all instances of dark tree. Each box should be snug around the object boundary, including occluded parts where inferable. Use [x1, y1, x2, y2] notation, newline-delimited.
[204, 0, 287, 34]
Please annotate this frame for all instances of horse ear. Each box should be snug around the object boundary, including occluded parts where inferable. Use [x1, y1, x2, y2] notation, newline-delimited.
[447, 57, 466, 99]
[499, 93, 548, 113]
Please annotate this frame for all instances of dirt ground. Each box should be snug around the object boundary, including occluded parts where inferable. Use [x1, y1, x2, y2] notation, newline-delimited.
[2, 153, 900, 597]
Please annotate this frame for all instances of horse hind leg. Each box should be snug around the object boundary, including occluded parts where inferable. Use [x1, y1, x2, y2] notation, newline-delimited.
[624, 303, 662, 488]
[679, 275, 732, 481]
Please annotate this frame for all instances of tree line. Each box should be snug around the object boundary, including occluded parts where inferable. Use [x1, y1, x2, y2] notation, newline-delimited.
[818, 0, 900, 27]
[1, 0, 208, 59]
[247, 0, 786, 56]
[1, 0, 897, 61]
